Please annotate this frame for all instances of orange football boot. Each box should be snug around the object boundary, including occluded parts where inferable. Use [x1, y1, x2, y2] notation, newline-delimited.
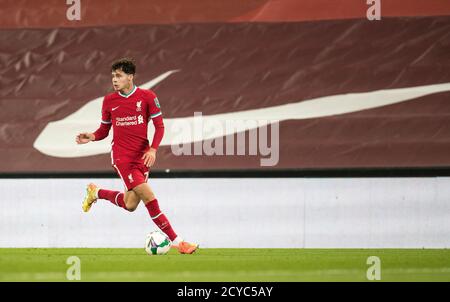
[176, 241, 199, 254]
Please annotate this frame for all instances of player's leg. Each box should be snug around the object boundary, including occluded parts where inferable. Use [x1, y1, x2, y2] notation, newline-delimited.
[82, 185, 141, 212]
[133, 182, 198, 254]
[132, 182, 175, 239]
[122, 190, 141, 212]
[82, 164, 140, 212]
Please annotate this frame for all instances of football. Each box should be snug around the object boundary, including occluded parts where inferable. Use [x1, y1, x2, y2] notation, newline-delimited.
[145, 230, 172, 255]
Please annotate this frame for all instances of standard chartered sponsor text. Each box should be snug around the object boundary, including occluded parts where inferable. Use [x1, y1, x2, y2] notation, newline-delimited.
[116, 116, 138, 126]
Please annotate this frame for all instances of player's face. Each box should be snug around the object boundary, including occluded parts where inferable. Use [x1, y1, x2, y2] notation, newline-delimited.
[111, 69, 133, 91]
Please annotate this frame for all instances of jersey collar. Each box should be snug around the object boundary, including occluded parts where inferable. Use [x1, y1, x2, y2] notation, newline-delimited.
[118, 85, 137, 98]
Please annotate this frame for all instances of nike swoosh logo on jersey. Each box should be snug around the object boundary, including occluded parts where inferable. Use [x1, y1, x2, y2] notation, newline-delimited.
[112, 106, 120, 111]
[33, 78, 450, 158]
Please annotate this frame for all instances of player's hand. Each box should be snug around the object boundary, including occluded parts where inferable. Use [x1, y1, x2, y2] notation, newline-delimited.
[142, 148, 157, 167]
[76, 133, 94, 144]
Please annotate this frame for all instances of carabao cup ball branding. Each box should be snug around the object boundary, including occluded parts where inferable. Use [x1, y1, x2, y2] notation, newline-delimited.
[145, 230, 172, 255]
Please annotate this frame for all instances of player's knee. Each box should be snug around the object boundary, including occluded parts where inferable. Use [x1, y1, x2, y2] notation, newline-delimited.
[123, 195, 138, 212]
[126, 204, 138, 212]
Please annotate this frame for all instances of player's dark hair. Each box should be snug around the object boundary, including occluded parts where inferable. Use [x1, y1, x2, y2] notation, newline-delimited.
[111, 58, 136, 75]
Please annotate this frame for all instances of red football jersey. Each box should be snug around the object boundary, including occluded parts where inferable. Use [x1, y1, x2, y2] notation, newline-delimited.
[95, 86, 163, 163]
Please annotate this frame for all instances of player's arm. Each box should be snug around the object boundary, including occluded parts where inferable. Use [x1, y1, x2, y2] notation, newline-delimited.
[142, 92, 164, 167]
[150, 114, 164, 150]
[142, 115, 164, 167]
[76, 97, 112, 144]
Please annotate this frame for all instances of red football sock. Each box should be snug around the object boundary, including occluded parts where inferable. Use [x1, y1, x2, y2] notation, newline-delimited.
[98, 189, 127, 210]
[145, 199, 178, 241]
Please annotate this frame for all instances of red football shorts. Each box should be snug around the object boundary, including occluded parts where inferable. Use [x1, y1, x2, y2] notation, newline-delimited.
[112, 160, 149, 191]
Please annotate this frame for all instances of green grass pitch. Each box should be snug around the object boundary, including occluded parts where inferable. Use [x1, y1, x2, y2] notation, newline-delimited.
[1, 248, 449, 281]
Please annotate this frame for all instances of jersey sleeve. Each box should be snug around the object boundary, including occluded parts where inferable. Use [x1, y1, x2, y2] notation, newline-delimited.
[93, 96, 112, 141]
[147, 90, 162, 119]
[100, 96, 112, 125]
[150, 115, 164, 150]
[146, 90, 164, 149]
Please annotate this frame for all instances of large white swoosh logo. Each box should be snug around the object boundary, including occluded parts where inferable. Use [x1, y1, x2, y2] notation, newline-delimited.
[33, 79, 450, 158]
